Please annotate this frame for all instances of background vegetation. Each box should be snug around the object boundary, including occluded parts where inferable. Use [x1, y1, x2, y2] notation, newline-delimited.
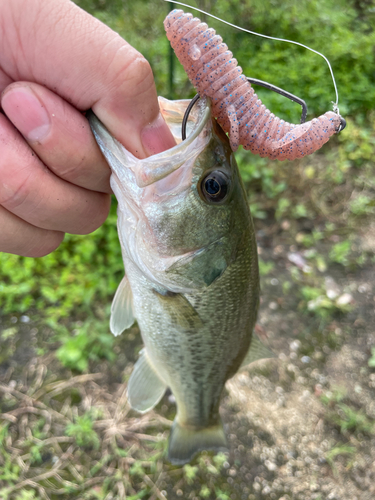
[0, 0, 374, 499]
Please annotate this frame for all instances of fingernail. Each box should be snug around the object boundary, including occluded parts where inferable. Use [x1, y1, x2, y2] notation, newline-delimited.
[141, 113, 176, 156]
[2, 86, 51, 142]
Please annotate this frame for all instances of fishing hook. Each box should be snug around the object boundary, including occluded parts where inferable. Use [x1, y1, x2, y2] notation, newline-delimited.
[182, 78, 310, 141]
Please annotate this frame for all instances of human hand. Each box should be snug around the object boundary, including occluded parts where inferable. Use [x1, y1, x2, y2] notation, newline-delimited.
[0, 0, 175, 258]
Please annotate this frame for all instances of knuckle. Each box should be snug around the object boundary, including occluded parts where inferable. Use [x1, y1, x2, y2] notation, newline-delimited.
[109, 46, 155, 96]
[75, 193, 111, 235]
[0, 173, 31, 210]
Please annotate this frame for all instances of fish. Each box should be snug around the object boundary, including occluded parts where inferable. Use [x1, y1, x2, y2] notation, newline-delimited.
[89, 96, 272, 465]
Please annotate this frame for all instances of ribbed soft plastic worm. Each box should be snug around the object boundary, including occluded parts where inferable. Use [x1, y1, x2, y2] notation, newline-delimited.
[164, 9, 345, 160]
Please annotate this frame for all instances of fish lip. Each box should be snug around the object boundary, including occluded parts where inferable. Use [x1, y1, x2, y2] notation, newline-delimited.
[134, 97, 212, 188]
[88, 97, 212, 189]
[144, 97, 211, 159]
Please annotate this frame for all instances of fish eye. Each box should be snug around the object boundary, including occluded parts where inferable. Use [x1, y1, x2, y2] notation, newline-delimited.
[200, 170, 230, 203]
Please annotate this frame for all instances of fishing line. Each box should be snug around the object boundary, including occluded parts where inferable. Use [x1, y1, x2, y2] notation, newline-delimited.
[164, 0, 340, 113]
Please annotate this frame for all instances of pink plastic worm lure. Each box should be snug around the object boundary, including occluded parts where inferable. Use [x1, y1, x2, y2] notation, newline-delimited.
[164, 9, 344, 160]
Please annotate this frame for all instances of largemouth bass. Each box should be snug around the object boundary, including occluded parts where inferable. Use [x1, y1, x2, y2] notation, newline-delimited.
[89, 97, 268, 465]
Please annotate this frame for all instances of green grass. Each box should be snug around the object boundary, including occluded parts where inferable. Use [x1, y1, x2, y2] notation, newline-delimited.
[321, 388, 374, 438]
[326, 444, 356, 475]
[56, 320, 116, 372]
[369, 347, 375, 368]
[65, 411, 101, 450]
[0, 202, 122, 324]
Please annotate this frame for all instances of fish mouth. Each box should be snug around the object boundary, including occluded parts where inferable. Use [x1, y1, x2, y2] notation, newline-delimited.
[88, 97, 212, 188]
[158, 97, 204, 144]
[133, 97, 212, 187]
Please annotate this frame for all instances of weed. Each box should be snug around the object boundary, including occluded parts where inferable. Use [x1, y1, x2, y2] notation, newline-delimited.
[334, 404, 373, 435]
[329, 241, 351, 267]
[129, 460, 146, 477]
[213, 452, 228, 469]
[237, 153, 286, 200]
[321, 387, 347, 406]
[295, 230, 323, 248]
[29, 443, 44, 465]
[127, 491, 149, 500]
[0, 425, 21, 485]
[282, 281, 292, 294]
[349, 193, 375, 216]
[65, 411, 100, 450]
[301, 285, 352, 319]
[322, 390, 374, 436]
[215, 489, 230, 500]
[199, 485, 211, 498]
[258, 260, 275, 276]
[0, 202, 122, 322]
[183, 464, 199, 485]
[14, 490, 37, 500]
[326, 444, 356, 475]
[0, 454, 21, 484]
[56, 320, 115, 372]
[276, 197, 291, 220]
[368, 347, 375, 368]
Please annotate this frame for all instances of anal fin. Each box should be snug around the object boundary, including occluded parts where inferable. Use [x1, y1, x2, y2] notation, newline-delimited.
[241, 335, 275, 368]
[110, 275, 135, 337]
[127, 349, 167, 413]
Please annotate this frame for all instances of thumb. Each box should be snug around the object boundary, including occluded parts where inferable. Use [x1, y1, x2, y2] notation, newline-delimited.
[0, 0, 175, 157]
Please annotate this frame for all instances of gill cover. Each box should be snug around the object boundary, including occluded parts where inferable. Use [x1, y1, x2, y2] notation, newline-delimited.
[89, 97, 238, 293]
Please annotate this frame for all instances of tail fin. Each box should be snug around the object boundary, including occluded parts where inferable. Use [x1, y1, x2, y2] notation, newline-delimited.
[168, 420, 227, 465]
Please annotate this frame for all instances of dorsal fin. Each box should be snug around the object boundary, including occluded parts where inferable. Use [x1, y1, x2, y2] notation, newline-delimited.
[241, 335, 275, 368]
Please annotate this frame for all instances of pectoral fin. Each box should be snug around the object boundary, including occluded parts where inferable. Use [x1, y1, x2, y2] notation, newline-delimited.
[167, 238, 232, 288]
[127, 349, 167, 413]
[110, 276, 135, 337]
[241, 335, 275, 368]
[153, 290, 203, 330]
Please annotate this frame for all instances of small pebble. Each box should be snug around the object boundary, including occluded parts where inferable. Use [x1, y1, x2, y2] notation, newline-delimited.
[290, 340, 301, 352]
[358, 283, 371, 293]
[288, 252, 306, 269]
[336, 293, 353, 306]
[265, 460, 277, 471]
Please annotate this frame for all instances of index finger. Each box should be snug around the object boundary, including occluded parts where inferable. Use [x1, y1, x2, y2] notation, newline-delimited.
[0, 0, 175, 158]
